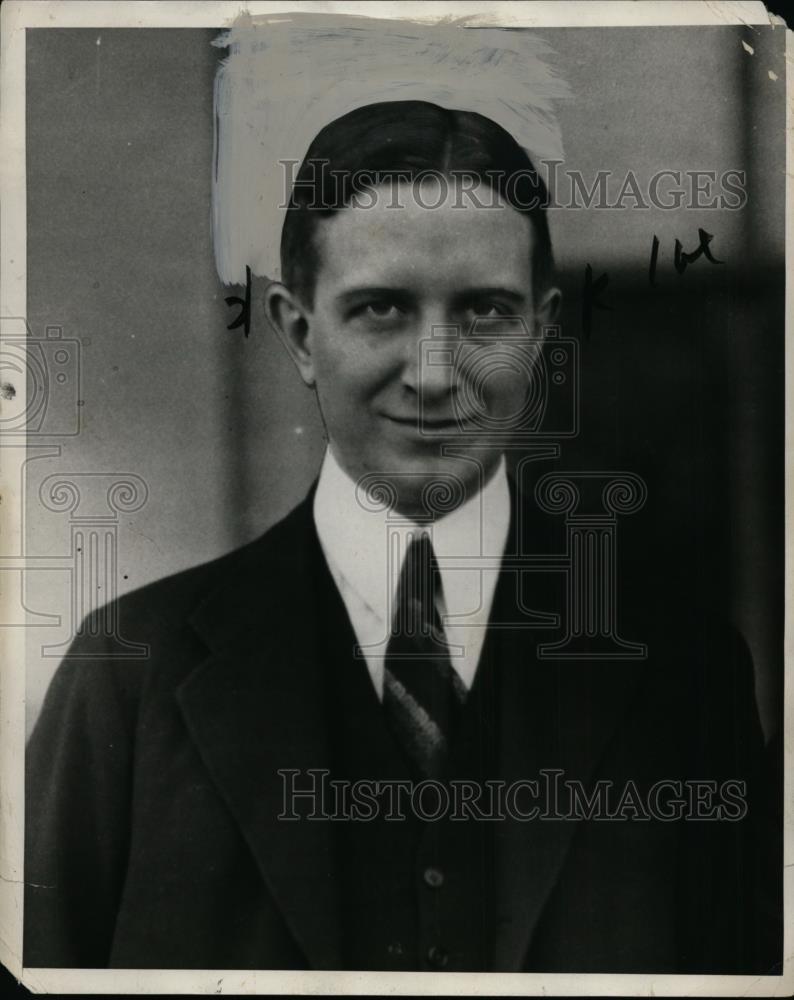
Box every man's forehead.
[313,180,535,293]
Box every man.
[25,102,777,972]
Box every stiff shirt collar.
[313,446,510,697]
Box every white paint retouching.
[211,12,571,285]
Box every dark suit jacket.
[24,485,779,972]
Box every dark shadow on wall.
[530,264,784,746]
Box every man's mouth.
[384,414,476,432]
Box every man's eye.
[353,301,404,323]
[467,302,506,319]
[367,302,400,318]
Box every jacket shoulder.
[37,493,317,714]
[86,494,314,648]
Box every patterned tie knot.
[389,531,446,651]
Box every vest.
[316,542,502,972]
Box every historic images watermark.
[278,160,748,212]
[278,768,748,823]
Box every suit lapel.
[490,483,645,970]
[176,493,343,970]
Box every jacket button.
[423,866,444,888]
[426,945,449,968]
[387,941,403,956]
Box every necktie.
[383,531,467,779]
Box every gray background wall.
[24,25,785,737]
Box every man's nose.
[401,321,458,403]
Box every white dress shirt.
[313,447,511,700]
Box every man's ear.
[534,286,562,331]
[264,282,316,387]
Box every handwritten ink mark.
[674,228,723,276]
[648,235,660,286]
[225,265,252,337]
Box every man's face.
[286,178,558,516]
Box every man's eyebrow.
[334,286,415,307]
[454,286,528,304]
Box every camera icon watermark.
[0,317,82,437]
[418,318,578,443]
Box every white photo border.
[0,1,789,995]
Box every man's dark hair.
[280,100,555,307]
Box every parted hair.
[280,100,555,306]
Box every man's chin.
[364,452,497,519]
